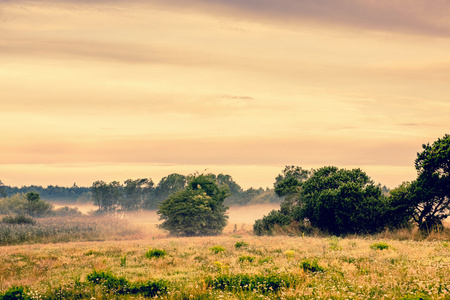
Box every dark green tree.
[0,180,7,198]
[153,174,186,204]
[294,167,388,235]
[157,174,229,236]
[24,192,53,217]
[91,181,121,212]
[411,134,450,231]
[255,166,390,236]
[121,178,154,211]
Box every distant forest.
[0,173,279,208]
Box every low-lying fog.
[52,202,280,236]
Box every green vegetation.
[157,174,229,236]
[1,215,36,225]
[210,245,226,254]
[299,258,324,272]
[234,241,248,248]
[370,242,390,250]
[2,234,450,299]
[145,248,167,259]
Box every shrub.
[253,210,292,235]
[258,257,273,265]
[145,248,166,259]
[299,258,324,272]
[130,279,169,297]
[1,215,35,225]
[234,241,248,248]
[86,270,129,293]
[238,255,255,263]
[206,273,296,293]
[0,286,29,300]
[210,245,225,254]
[370,242,389,250]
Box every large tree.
[255,166,390,236]
[411,134,450,231]
[157,174,229,236]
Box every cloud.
[0,135,422,167]
[33,0,449,37]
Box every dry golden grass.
[1,205,450,299]
[1,233,450,299]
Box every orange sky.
[1,0,450,189]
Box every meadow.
[1,205,450,299]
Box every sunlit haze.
[2,0,450,189]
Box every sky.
[1,0,450,189]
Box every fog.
[52,202,280,236]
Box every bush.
[206,273,296,293]
[0,286,29,300]
[1,215,35,225]
[130,279,169,297]
[234,241,248,248]
[210,245,226,254]
[253,210,292,235]
[370,242,389,250]
[238,255,255,263]
[86,270,129,293]
[145,248,166,259]
[299,258,324,272]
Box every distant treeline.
[0,174,279,209]
[91,173,279,212]
[0,184,91,202]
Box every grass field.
[1,206,450,299]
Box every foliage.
[206,273,296,293]
[85,269,168,297]
[0,183,91,202]
[253,210,292,235]
[91,180,121,212]
[145,248,167,259]
[238,255,255,263]
[0,193,53,217]
[86,269,129,293]
[0,286,29,300]
[209,245,226,254]
[1,215,35,225]
[256,166,391,236]
[157,174,229,236]
[121,178,154,211]
[51,206,82,217]
[370,242,390,250]
[299,258,324,272]
[234,241,248,248]
[412,134,450,231]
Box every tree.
[157,174,229,236]
[0,180,6,198]
[410,134,450,231]
[24,192,53,217]
[121,178,153,211]
[91,181,121,212]
[255,166,390,236]
[153,174,186,204]
[294,167,388,235]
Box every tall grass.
[0,216,141,246]
[2,235,450,299]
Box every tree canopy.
[255,166,392,236]
[157,174,229,236]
